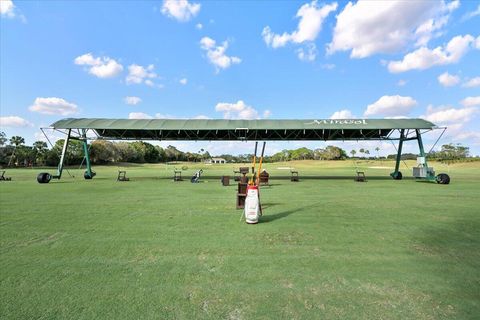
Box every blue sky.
[1,0,479,156]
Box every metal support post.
[416,129,427,164]
[55,129,71,179]
[416,129,434,180]
[82,129,93,178]
[391,129,405,179]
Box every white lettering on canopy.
[304,119,368,125]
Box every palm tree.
[365,150,370,159]
[7,136,25,166]
[375,146,380,158]
[33,141,47,152]
[350,149,356,158]
[33,141,48,165]
[10,136,25,146]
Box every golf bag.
[191,169,203,183]
[244,185,260,224]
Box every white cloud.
[161,0,200,22]
[387,34,477,73]
[195,23,203,30]
[364,95,418,117]
[124,96,142,105]
[179,78,188,85]
[460,96,480,107]
[194,114,210,119]
[128,112,153,119]
[29,97,78,115]
[461,4,480,21]
[215,100,268,120]
[328,0,459,58]
[422,104,478,124]
[0,0,15,17]
[330,109,355,119]
[200,37,241,71]
[397,79,407,86]
[463,77,480,88]
[0,116,34,128]
[296,43,317,62]
[454,131,480,146]
[74,53,123,78]
[262,1,337,49]
[321,63,335,70]
[437,72,460,87]
[126,64,157,85]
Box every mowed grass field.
[1,160,479,319]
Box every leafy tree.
[130,142,147,162]
[116,142,136,162]
[14,145,35,166]
[290,147,313,160]
[0,132,7,146]
[155,146,167,162]
[0,146,14,166]
[375,146,380,158]
[433,143,470,162]
[165,145,183,161]
[90,140,119,164]
[51,139,84,165]
[143,142,160,162]
[350,149,356,158]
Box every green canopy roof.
[50,118,436,141]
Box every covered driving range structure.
[37,118,448,184]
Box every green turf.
[1,160,479,319]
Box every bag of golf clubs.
[191,169,203,183]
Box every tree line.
[0,131,474,167]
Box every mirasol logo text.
[305,119,368,125]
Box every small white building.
[206,157,226,164]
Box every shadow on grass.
[260,203,319,223]
[260,208,299,223]
[414,217,480,317]
[261,202,281,210]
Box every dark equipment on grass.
[354,171,367,182]
[290,170,299,182]
[37,172,52,184]
[221,175,230,186]
[191,169,203,183]
[84,170,96,179]
[0,171,12,181]
[392,171,403,180]
[259,170,269,186]
[436,173,450,184]
[173,169,182,181]
[117,171,129,181]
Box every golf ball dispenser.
[390,129,450,184]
